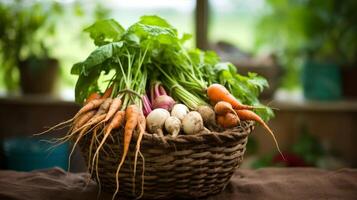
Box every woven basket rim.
[134,120,254,147]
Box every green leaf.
[214,62,236,73]
[75,70,100,103]
[247,72,269,93]
[84,19,125,46]
[71,42,123,75]
[180,33,192,44]
[70,62,83,75]
[139,15,173,28]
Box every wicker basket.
[79,121,254,199]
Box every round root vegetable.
[171,104,189,121]
[236,109,285,160]
[146,108,170,136]
[152,95,175,111]
[207,84,254,110]
[164,116,181,137]
[182,111,204,135]
[196,105,217,127]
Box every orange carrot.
[74,110,96,130]
[133,112,146,194]
[236,109,284,159]
[34,98,105,136]
[69,113,106,138]
[207,84,254,110]
[66,98,111,141]
[113,105,139,199]
[35,93,106,137]
[216,115,225,127]
[214,101,238,115]
[74,98,105,119]
[102,85,114,99]
[68,124,91,171]
[85,92,101,104]
[217,112,240,128]
[103,97,122,122]
[92,110,125,170]
[96,98,113,115]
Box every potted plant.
[0,0,63,94]
[256,0,357,100]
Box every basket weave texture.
[79,121,254,199]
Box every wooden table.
[0,167,356,200]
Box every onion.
[152,95,175,111]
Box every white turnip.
[182,111,204,135]
[164,116,181,137]
[171,104,189,121]
[146,108,170,136]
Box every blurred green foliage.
[0,0,64,90]
[292,126,326,165]
[0,0,112,92]
[256,0,357,89]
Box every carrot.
[67,125,91,171]
[87,126,99,174]
[34,98,104,136]
[85,92,101,104]
[102,85,114,99]
[217,112,240,128]
[113,105,139,200]
[60,98,111,153]
[74,110,96,130]
[207,84,254,110]
[133,112,146,196]
[34,96,105,137]
[216,115,225,127]
[236,109,284,159]
[103,97,122,122]
[52,110,97,144]
[214,101,238,116]
[96,98,113,115]
[91,110,125,175]
[74,98,106,119]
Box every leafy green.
[71,42,123,75]
[84,19,125,46]
[71,15,273,120]
[75,70,100,103]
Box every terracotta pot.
[19,58,59,94]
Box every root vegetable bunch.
[35,15,282,200]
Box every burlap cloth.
[0,167,356,200]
